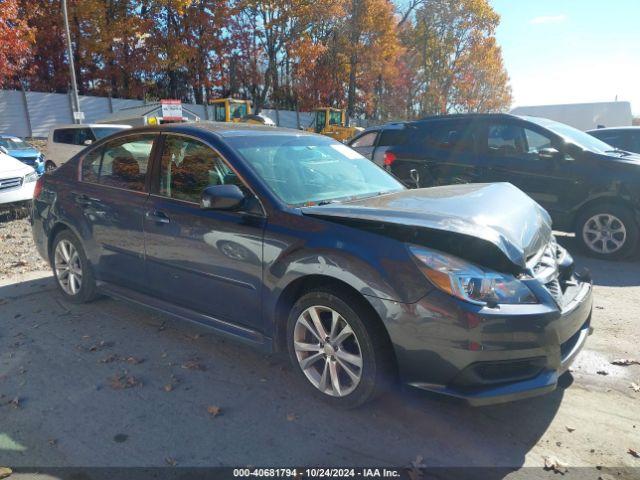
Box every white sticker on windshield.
[330,143,363,159]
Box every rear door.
[143,134,265,331]
[349,131,379,160]
[390,119,481,187]
[76,133,158,291]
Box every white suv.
[46,124,131,170]
[0,151,39,207]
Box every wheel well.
[573,197,638,231]
[47,223,70,258]
[273,275,397,372]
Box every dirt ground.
[0,217,639,478]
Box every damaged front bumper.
[370,272,593,406]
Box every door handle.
[145,210,170,224]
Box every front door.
[479,120,575,218]
[144,134,265,331]
[75,133,157,291]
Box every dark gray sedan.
[31,122,592,407]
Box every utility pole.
[62,0,82,124]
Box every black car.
[31,123,592,407]
[385,113,640,259]
[587,126,640,155]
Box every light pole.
[62,0,81,124]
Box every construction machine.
[210,98,274,125]
[307,107,362,142]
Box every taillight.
[383,151,397,167]
[33,176,44,199]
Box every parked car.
[31,123,592,408]
[347,123,407,166]
[0,151,39,208]
[587,126,640,155]
[46,124,131,170]
[0,135,45,175]
[384,113,640,259]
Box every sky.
[489,0,640,114]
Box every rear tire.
[51,230,98,303]
[286,288,394,408]
[575,203,638,260]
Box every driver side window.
[487,123,553,160]
[158,136,243,203]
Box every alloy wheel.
[293,305,363,397]
[582,213,627,255]
[54,239,83,295]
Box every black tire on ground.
[286,288,395,408]
[575,203,639,260]
[45,161,56,172]
[51,229,98,303]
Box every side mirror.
[538,147,561,160]
[0,146,8,154]
[84,139,93,146]
[200,184,247,211]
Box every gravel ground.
[0,220,638,478]
[0,217,48,279]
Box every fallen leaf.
[165,457,178,466]
[10,397,21,409]
[0,299,8,306]
[0,467,12,479]
[182,359,206,371]
[108,371,141,390]
[48,438,57,447]
[126,356,144,365]
[596,370,609,376]
[631,383,640,393]
[99,354,119,364]
[629,448,639,458]
[286,413,296,421]
[543,455,568,474]
[163,383,174,392]
[565,426,576,433]
[207,405,221,417]
[612,359,640,366]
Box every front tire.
[45,160,56,172]
[51,230,98,303]
[575,203,639,260]
[286,289,393,408]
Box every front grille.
[0,177,23,191]
[527,240,565,306]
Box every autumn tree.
[405,0,512,115]
[0,0,34,87]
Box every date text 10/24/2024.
[233,468,402,478]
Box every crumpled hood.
[0,152,33,176]
[301,183,552,271]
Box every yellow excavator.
[210,98,274,125]
[307,107,362,142]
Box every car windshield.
[524,117,615,153]
[227,134,404,206]
[91,127,129,140]
[0,137,32,150]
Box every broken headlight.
[409,246,538,306]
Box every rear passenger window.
[421,122,476,152]
[81,134,155,192]
[351,132,377,148]
[378,129,406,147]
[157,136,243,203]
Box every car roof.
[118,121,324,139]
[586,126,640,133]
[410,112,519,125]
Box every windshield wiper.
[606,149,632,157]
